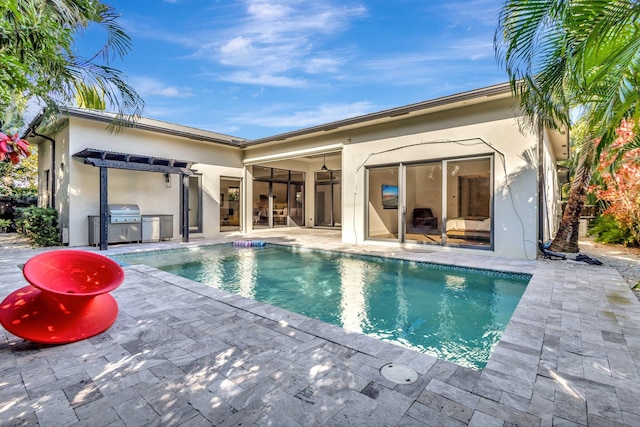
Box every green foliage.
[0,145,37,197]
[15,207,60,247]
[0,218,10,232]
[495,0,640,252]
[75,82,106,110]
[589,214,637,246]
[495,0,640,148]
[0,0,143,127]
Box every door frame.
[314,170,341,228]
[366,155,494,249]
[220,176,242,232]
[180,174,203,233]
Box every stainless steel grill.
[109,204,141,223]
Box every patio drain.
[380,363,418,384]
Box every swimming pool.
[114,244,529,369]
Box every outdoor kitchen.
[88,204,173,246]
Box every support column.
[182,173,189,242]
[99,167,108,250]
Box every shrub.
[589,214,636,246]
[15,207,60,247]
[0,218,10,232]
[590,120,640,246]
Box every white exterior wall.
[338,98,539,259]
[242,97,542,259]
[542,129,562,242]
[35,131,54,209]
[65,117,244,246]
[35,125,70,242]
[41,89,558,259]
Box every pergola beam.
[72,148,196,249]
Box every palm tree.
[554,124,599,252]
[75,83,106,110]
[495,0,640,252]
[1,0,143,129]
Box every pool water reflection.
[114,244,529,369]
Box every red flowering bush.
[590,120,640,245]
[0,132,30,164]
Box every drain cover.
[380,363,419,384]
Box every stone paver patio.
[1,229,639,426]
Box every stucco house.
[23,82,568,259]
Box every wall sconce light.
[164,173,171,188]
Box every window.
[366,156,493,249]
[252,166,305,228]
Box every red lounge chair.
[0,250,124,344]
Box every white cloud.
[201,1,366,85]
[246,1,291,21]
[305,56,342,74]
[436,0,501,28]
[449,38,494,61]
[125,1,366,88]
[355,35,495,86]
[132,77,194,98]
[232,101,376,128]
[219,36,253,62]
[217,71,307,87]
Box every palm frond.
[67,58,144,128]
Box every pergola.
[73,148,195,250]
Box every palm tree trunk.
[549,138,597,253]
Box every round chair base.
[0,285,119,344]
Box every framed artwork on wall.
[382,185,398,209]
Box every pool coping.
[1,231,639,425]
[113,241,532,370]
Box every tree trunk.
[549,138,597,253]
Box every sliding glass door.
[253,181,270,228]
[272,182,288,227]
[367,167,399,240]
[367,156,492,249]
[252,166,305,228]
[444,158,492,247]
[315,171,341,227]
[220,177,241,232]
[405,162,443,245]
[289,183,304,226]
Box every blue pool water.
[114,244,529,369]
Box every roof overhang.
[547,127,570,161]
[22,107,246,148]
[244,83,515,147]
[73,148,195,175]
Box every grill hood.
[109,204,141,223]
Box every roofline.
[23,107,247,147]
[67,108,247,147]
[244,82,514,146]
[22,83,567,155]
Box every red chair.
[0,250,124,344]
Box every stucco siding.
[66,117,244,246]
[542,128,562,242]
[339,98,538,259]
[31,85,560,259]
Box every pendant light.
[321,153,328,171]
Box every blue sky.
[79,0,507,140]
